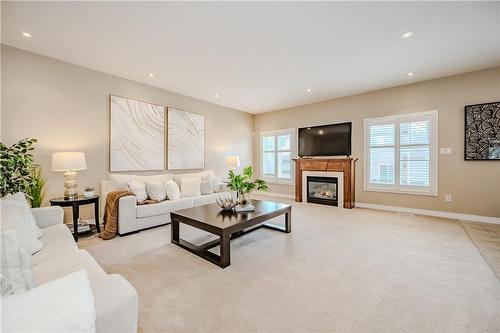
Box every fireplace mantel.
[293,158,358,208]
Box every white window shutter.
[365,111,438,196]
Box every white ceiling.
[2,2,500,114]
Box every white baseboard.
[355,202,500,225]
[256,192,295,200]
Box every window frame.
[260,128,296,185]
[364,111,438,196]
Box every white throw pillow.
[180,177,201,197]
[200,180,214,195]
[164,180,181,200]
[2,192,43,238]
[211,175,222,193]
[2,270,96,333]
[110,173,174,190]
[146,182,167,201]
[19,247,35,289]
[127,180,148,202]
[173,171,208,187]
[0,230,28,294]
[1,201,43,255]
[1,274,15,296]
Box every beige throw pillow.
[127,180,148,202]
[164,180,181,200]
[200,180,214,195]
[1,202,43,255]
[146,182,167,201]
[180,178,201,197]
[2,192,43,238]
[0,230,33,294]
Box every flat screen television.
[298,122,352,157]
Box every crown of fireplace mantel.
[293,158,358,208]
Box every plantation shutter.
[365,111,437,195]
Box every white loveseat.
[30,206,138,332]
[101,170,231,235]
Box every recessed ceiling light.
[215,94,219,98]
[21,32,32,38]
[407,72,414,77]
[306,88,312,93]
[148,73,154,77]
[401,31,413,39]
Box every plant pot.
[84,191,94,198]
[238,192,250,206]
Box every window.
[364,111,438,195]
[260,129,295,184]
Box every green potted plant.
[84,186,95,198]
[227,166,268,211]
[27,166,47,208]
[0,138,39,201]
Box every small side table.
[50,195,100,242]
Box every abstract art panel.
[465,101,500,160]
[110,95,165,171]
[168,108,205,170]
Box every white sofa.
[30,206,138,332]
[101,170,232,235]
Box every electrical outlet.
[445,194,452,202]
[440,147,452,155]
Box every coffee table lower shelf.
[170,200,291,268]
[171,223,289,268]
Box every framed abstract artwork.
[168,108,205,170]
[464,101,500,160]
[110,95,166,171]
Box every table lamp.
[225,156,240,170]
[52,152,87,199]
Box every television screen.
[298,122,352,156]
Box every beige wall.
[2,45,499,219]
[254,67,500,218]
[1,45,254,220]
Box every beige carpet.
[460,221,500,280]
[79,198,500,333]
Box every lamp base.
[64,170,78,199]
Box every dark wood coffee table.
[170,199,291,268]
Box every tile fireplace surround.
[293,158,358,208]
[303,171,344,207]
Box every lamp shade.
[225,156,240,168]
[52,152,87,171]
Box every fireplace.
[294,158,357,208]
[306,176,338,206]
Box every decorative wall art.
[110,95,166,171]
[168,108,205,169]
[464,101,500,160]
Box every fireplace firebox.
[306,176,338,206]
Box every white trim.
[260,128,296,184]
[364,110,438,196]
[355,202,500,225]
[255,191,295,200]
[265,180,296,185]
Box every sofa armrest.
[31,206,64,229]
[92,274,138,333]
[2,270,96,333]
[117,196,137,235]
